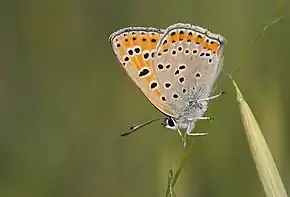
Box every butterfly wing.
[153,23,226,115]
[109,27,177,117]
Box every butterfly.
[109,23,226,138]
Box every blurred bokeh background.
[1,0,290,196]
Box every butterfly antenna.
[121,117,166,136]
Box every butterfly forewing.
[153,23,226,115]
[109,27,176,117]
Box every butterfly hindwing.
[153,23,226,115]
[109,27,176,117]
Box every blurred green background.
[1,0,290,196]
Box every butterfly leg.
[186,121,209,136]
[177,128,187,147]
[197,92,225,104]
[186,132,208,136]
[177,128,183,138]
[188,117,214,121]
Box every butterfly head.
[163,116,195,131]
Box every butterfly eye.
[168,118,175,127]
[164,117,177,130]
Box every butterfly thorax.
[174,99,208,129]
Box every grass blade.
[230,77,288,197]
